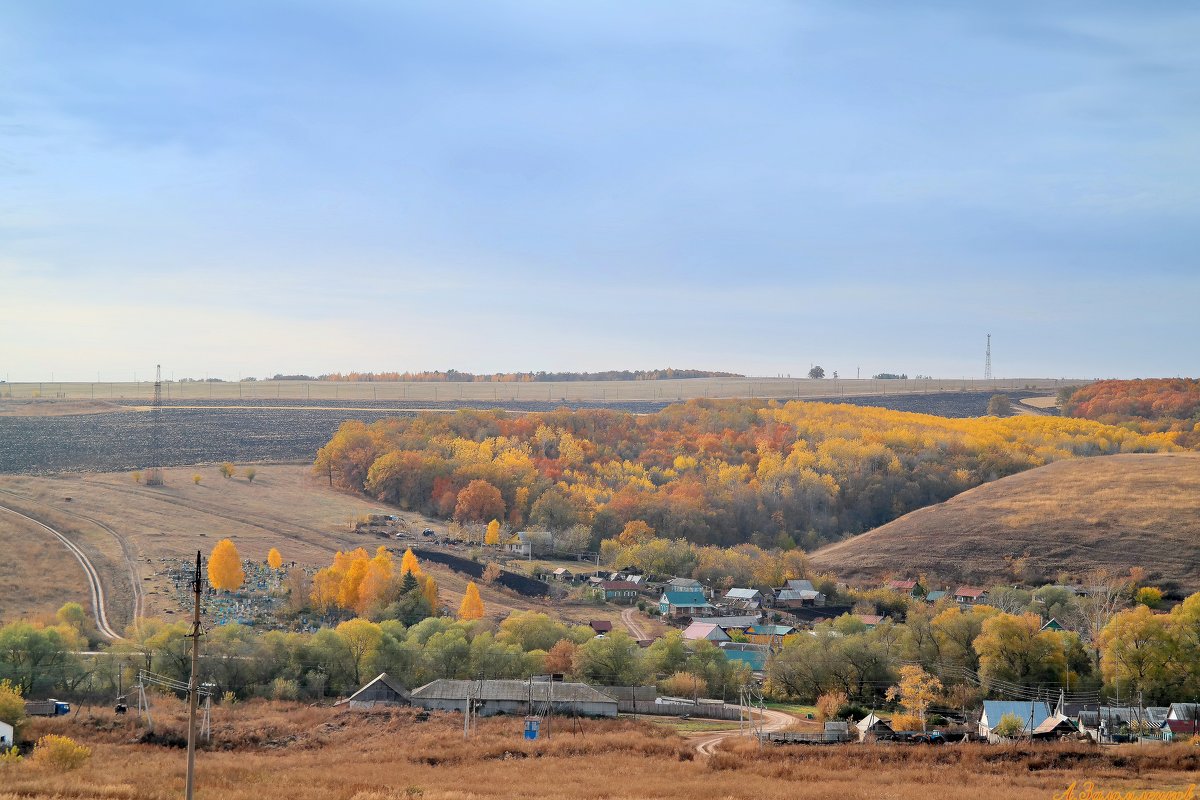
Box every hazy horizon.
[3,2,1198,382]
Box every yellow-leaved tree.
[208,539,244,591]
[267,548,283,570]
[458,581,485,621]
[885,664,943,731]
[422,575,440,611]
[400,548,422,577]
[485,519,501,546]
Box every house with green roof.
[659,589,713,618]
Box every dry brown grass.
[3,700,1196,800]
[0,465,633,630]
[810,453,1200,590]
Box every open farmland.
[0,464,632,632]
[809,452,1200,592]
[0,376,1069,403]
[0,389,1060,475]
[6,700,1198,800]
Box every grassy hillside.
[809,453,1200,591]
[0,465,631,630]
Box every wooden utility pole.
[185,551,203,800]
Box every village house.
[745,624,793,649]
[718,641,769,674]
[681,622,731,643]
[925,589,948,603]
[505,531,532,557]
[690,614,760,633]
[855,613,885,629]
[0,720,12,748]
[335,673,411,709]
[723,587,763,609]
[953,586,989,605]
[978,700,1053,741]
[589,620,613,636]
[1162,703,1200,740]
[595,580,639,604]
[551,567,574,582]
[659,588,713,618]
[886,579,926,598]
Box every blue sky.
[2,1,1197,381]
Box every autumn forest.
[314,399,1181,553]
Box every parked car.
[422,528,435,537]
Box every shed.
[775,588,825,609]
[856,713,893,740]
[1040,618,1064,632]
[925,590,947,603]
[336,672,411,709]
[589,620,613,635]
[0,720,12,748]
[411,679,618,718]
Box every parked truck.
[24,699,71,717]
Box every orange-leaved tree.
[453,479,505,523]
[208,539,244,591]
[267,548,283,570]
[458,581,485,621]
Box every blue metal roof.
[721,649,767,671]
[662,590,708,605]
[982,701,1052,732]
[747,624,794,636]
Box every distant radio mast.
[145,364,164,486]
[984,334,992,381]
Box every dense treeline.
[0,609,745,703]
[6,589,1199,712]
[1064,379,1200,442]
[314,369,742,383]
[314,400,1177,551]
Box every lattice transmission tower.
[145,364,164,486]
[984,334,992,381]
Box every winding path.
[0,502,124,640]
[691,707,797,756]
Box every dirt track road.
[691,707,797,756]
[0,502,124,640]
[621,607,649,639]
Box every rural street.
[691,707,797,756]
[0,501,124,640]
[621,607,649,639]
